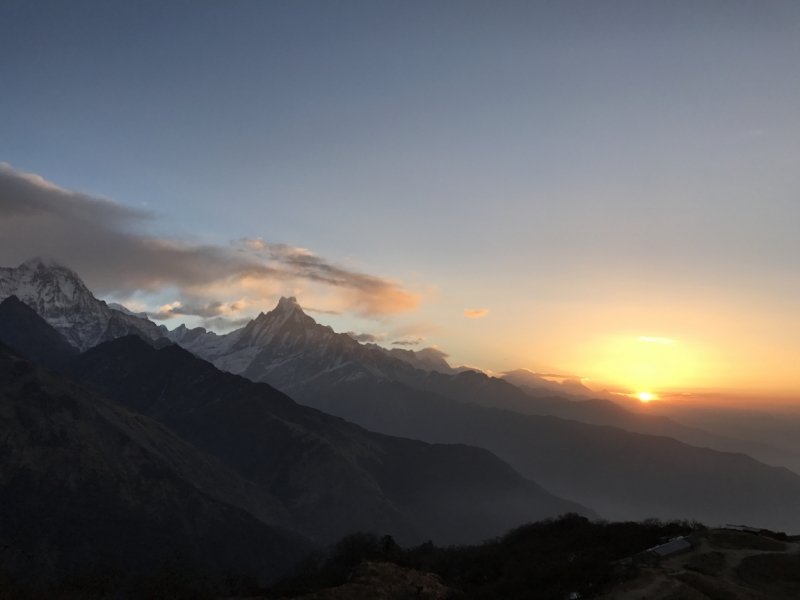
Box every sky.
[1,1,799,400]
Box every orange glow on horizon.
[574,334,707,395]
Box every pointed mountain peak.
[21,256,60,271]
[21,257,46,269]
[276,296,301,312]
[18,257,82,280]
[250,298,308,328]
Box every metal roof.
[650,537,692,557]
[724,524,761,533]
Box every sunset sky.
[2,1,799,399]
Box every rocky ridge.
[0,259,162,351]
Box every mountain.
[169,297,800,474]
[108,301,149,319]
[13,265,800,531]
[0,343,313,583]
[1,283,591,546]
[0,258,163,351]
[501,368,604,398]
[165,297,553,409]
[164,296,408,390]
[6,263,791,475]
[301,377,800,533]
[365,344,472,374]
[66,335,593,545]
[0,295,78,370]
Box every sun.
[637,392,654,402]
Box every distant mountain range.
[66,333,588,545]
[306,378,800,531]
[3,257,800,577]
[162,289,800,476]
[0,288,592,561]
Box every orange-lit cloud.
[0,163,420,322]
[304,306,343,315]
[150,299,248,320]
[240,239,420,317]
[464,308,489,318]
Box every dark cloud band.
[0,163,419,317]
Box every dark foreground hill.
[65,335,593,545]
[0,344,313,587]
[0,295,79,370]
[304,378,800,532]
[266,514,701,600]
[266,518,800,600]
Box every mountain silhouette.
[303,377,800,532]
[0,342,312,583]
[66,335,593,545]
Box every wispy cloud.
[346,331,387,343]
[201,316,253,331]
[240,239,419,316]
[464,308,489,318]
[392,337,425,346]
[421,345,449,358]
[304,306,343,315]
[0,163,420,320]
[149,299,247,320]
[639,336,676,344]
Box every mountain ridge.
[166,294,800,473]
[66,334,594,545]
[0,259,163,351]
[0,342,313,583]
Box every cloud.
[304,306,343,315]
[240,239,419,316]
[346,331,387,343]
[392,337,425,346]
[638,336,676,344]
[201,316,253,331]
[0,163,420,319]
[464,308,489,318]
[149,299,247,320]
[418,345,449,358]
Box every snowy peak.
[0,259,163,351]
[1,258,97,319]
[275,296,301,314]
[239,296,336,348]
[368,345,458,374]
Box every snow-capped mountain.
[0,259,533,410]
[364,344,475,374]
[167,296,429,394]
[0,259,163,351]
[169,297,582,417]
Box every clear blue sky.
[2,1,799,396]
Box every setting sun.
[637,392,654,402]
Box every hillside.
[305,377,800,532]
[0,343,312,585]
[66,335,593,545]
